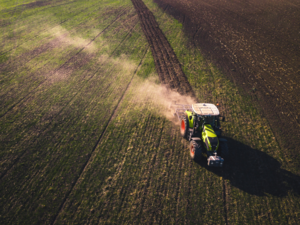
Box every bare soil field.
[153,0,300,166]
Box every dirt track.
[153,0,300,162]
[131,0,195,98]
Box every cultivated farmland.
[1,0,299,224]
[153,0,300,167]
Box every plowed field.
[131,0,194,97]
[154,0,300,166]
[1,0,300,224]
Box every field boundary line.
[50,46,150,225]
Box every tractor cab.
[170,102,228,167]
[192,103,221,128]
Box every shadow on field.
[196,137,300,197]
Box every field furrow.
[131,0,194,98]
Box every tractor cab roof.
[192,103,219,116]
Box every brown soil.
[153,0,300,164]
[25,0,52,9]
[131,0,196,98]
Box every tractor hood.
[202,124,219,151]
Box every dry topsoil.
[153,0,300,166]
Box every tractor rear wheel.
[219,141,229,158]
[180,115,189,139]
[190,140,202,161]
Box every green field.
[1,0,299,224]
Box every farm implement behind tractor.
[170,102,228,167]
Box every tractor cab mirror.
[189,116,192,120]
[222,116,225,122]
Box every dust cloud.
[98,53,136,74]
[40,24,195,124]
[133,77,196,124]
[42,25,97,52]
[40,25,103,84]
[96,54,195,125]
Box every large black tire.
[219,141,229,158]
[190,140,202,161]
[180,115,189,139]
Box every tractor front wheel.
[190,140,202,161]
[180,115,189,139]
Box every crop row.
[143,0,300,223]
[0,1,133,115]
[0,0,150,223]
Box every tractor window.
[204,116,214,125]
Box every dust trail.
[133,76,197,124]
[98,53,136,72]
[41,25,97,53]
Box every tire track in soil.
[131,0,195,98]
[50,46,150,225]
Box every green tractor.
[170,103,228,167]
